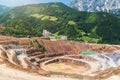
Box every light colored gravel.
[105,75,120,80]
[0,64,78,80]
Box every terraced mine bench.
[1,35,120,78]
[0,45,37,69]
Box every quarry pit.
[1,35,120,80]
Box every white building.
[42,29,67,41]
[60,36,68,41]
[42,29,51,38]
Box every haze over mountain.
[0,0,72,7]
[0,2,120,44]
[0,5,10,14]
[70,0,120,15]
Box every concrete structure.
[42,29,67,41]
[60,36,67,41]
[0,24,4,32]
[49,36,57,41]
[42,29,51,38]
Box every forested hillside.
[0,2,120,44]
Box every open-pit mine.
[1,35,120,80]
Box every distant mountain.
[0,2,74,23]
[70,0,120,15]
[0,2,120,44]
[0,5,10,14]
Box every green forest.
[0,2,120,44]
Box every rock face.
[41,40,120,54]
[70,0,120,15]
[0,45,8,59]
[7,49,20,65]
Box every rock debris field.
[1,35,120,80]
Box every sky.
[0,0,72,7]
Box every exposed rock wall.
[0,35,120,55]
[41,40,120,54]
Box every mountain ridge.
[70,0,120,15]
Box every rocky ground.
[0,63,79,80]
[1,35,120,80]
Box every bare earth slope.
[1,35,120,80]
